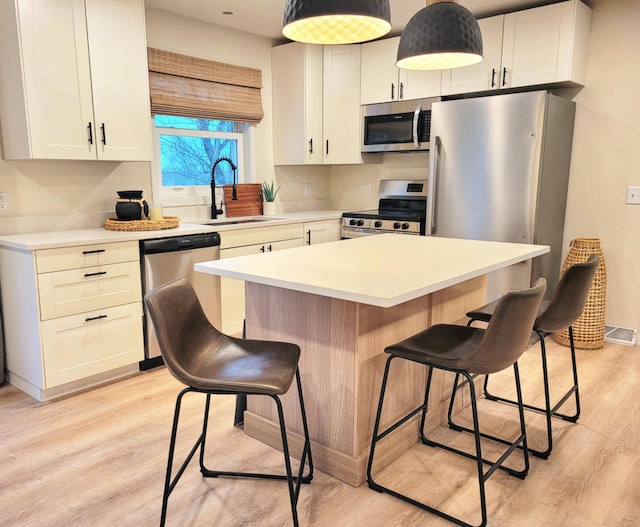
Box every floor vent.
[604,325,637,347]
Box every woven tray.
[104,216,180,231]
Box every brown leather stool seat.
[367,278,546,527]
[145,278,313,527]
[465,255,599,458]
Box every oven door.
[342,227,421,238]
[341,227,382,239]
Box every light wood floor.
[1,339,638,526]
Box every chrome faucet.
[210,157,238,219]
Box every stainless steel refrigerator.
[427,91,576,301]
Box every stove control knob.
[349,219,357,226]
[401,223,410,230]
[357,219,365,227]
[374,220,382,228]
[393,222,401,229]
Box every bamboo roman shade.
[147,48,264,123]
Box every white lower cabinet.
[304,219,342,245]
[0,240,143,401]
[41,303,143,388]
[219,224,304,335]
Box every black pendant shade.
[397,2,483,70]
[282,0,391,45]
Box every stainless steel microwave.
[361,97,440,153]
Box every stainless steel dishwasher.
[140,232,221,370]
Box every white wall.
[562,0,640,331]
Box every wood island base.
[243,276,487,487]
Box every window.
[152,115,252,207]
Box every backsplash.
[0,158,152,234]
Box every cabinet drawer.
[220,224,303,249]
[38,261,142,320]
[41,302,143,388]
[36,241,139,273]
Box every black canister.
[115,190,149,220]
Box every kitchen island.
[196,234,549,486]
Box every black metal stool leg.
[367,357,429,487]
[564,326,581,421]
[481,326,581,459]
[161,388,207,527]
[293,368,314,484]
[162,383,312,527]
[368,359,529,527]
[445,372,528,478]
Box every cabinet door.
[305,220,342,245]
[400,69,442,101]
[272,43,323,165]
[323,45,363,165]
[360,38,400,104]
[361,37,441,103]
[220,237,303,335]
[85,0,152,161]
[441,16,505,95]
[502,1,576,88]
[41,302,143,388]
[0,0,95,159]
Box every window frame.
[150,117,255,208]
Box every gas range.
[341,180,427,238]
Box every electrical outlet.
[304,183,311,196]
[626,186,640,204]
[0,192,7,212]
[364,184,372,197]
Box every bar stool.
[465,255,599,458]
[145,278,313,527]
[367,278,546,527]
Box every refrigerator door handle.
[428,135,442,234]
[413,102,421,149]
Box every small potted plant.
[261,180,280,216]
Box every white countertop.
[0,210,343,251]
[195,234,550,308]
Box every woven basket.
[552,238,607,349]
[104,216,180,232]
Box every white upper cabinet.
[272,42,363,165]
[272,43,323,165]
[361,37,441,105]
[442,0,592,95]
[0,0,152,161]
[441,16,505,95]
[322,45,363,164]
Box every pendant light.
[397,0,483,71]
[282,0,391,45]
